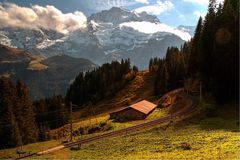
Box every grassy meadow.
[0,99,238,160]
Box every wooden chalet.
[110,100,157,122]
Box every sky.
[0,0,224,28]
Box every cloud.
[183,0,224,6]
[0,3,87,34]
[179,14,185,18]
[193,10,206,18]
[119,21,191,41]
[85,0,137,11]
[134,0,174,15]
[135,0,149,4]
[183,0,208,5]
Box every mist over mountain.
[0,6,193,69]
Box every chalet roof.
[111,100,157,115]
[130,100,157,115]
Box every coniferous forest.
[65,59,138,106]
[150,0,239,103]
[0,0,238,151]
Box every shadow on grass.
[173,101,239,132]
[199,116,239,132]
[198,101,239,132]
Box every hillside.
[0,88,238,159]
[0,45,97,99]
[0,44,34,62]
[74,71,160,119]
[67,105,239,160]
[0,71,238,159]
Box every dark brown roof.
[130,100,157,114]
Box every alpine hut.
[110,100,157,122]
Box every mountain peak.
[88,7,159,25]
[109,6,129,12]
[176,25,196,37]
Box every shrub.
[179,142,191,150]
[74,120,112,135]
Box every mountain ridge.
[0,7,192,69]
[0,45,97,99]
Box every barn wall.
[110,108,146,122]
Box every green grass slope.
[0,100,238,159]
[55,102,239,160]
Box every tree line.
[65,59,138,107]
[150,0,239,103]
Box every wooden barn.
[110,100,157,122]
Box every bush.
[74,120,112,135]
[179,142,191,150]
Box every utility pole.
[200,81,202,104]
[70,102,73,142]
[90,102,97,124]
[62,121,64,139]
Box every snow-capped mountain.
[176,25,196,37]
[88,7,160,25]
[0,7,193,69]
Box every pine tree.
[0,78,22,148]
[16,80,38,144]
[199,0,217,91]
[149,58,153,72]
[158,63,169,94]
[211,0,239,102]
[188,17,202,76]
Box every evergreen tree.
[210,0,239,102]
[199,0,217,91]
[154,62,169,95]
[15,80,39,144]
[188,17,203,76]
[149,58,153,72]
[0,78,22,149]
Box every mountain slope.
[177,25,196,37]
[0,7,191,69]
[0,44,34,62]
[0,45,97,99]
[75,71,158,118]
